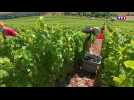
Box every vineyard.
[0,16,134,87]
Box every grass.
[1,16,104,27]
[1,15,134,33]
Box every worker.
[81,26,105,73]
[91,26,104,56]
[82,26,101,53]
[0,21,17,39]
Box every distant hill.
[0,12,40,16]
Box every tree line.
[64,12,117,17]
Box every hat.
[82,26,93,34]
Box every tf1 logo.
[117,16,127,21]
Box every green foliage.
[0,18,84,87]
[0,16,134,87]
[124,60,134,70]
[101,21,134,87]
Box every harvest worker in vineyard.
[67,26,105,87]
[0,21,17,39]
[81,26,104,73]
[82,26,104,55]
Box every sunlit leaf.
[0,70,9,79]
[124,60,134,70]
